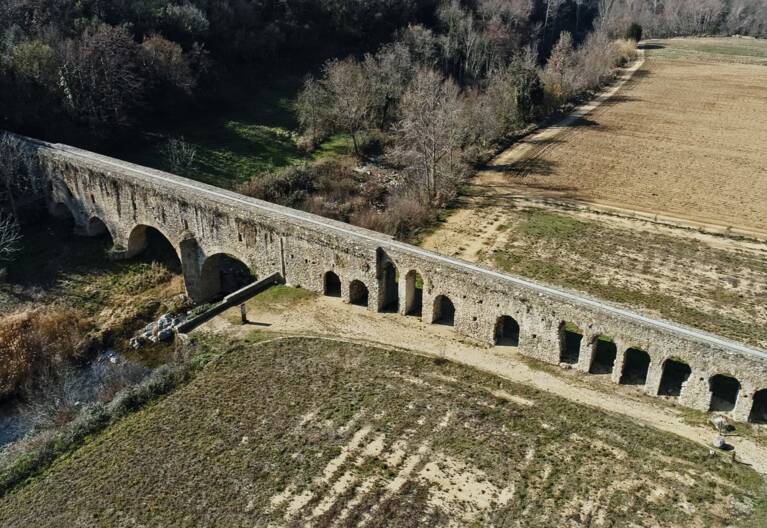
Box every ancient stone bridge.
[21,135,767,423]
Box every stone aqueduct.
[22,135,767,423]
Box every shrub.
[0,307,91,398]
[612,39,638,66]
[626,23,643,43]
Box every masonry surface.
[23,134,767,423]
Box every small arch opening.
[324,271,342,298]
[349,280,369,307]
[559,322,583,364]
[619,348,651,385]
[589,336,616,374]
[657,359,691,397]
[200,253,255,302]
[709,374,740,412]
[495,315,520,347]
[380,261,399,312]
[749,389,767,424]
[405,270,424,316]
[432,295,455,326]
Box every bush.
[626,23,643,43]
[612,39,638,66]
[353,193,437,239]
[0,307,91,398]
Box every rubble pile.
[129,313,186,349]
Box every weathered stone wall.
[25,135,767,423]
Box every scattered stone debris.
[710,414,733,434]
[712,435,726,450]
[129,312,186,349]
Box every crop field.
[446,37,767,235]
[0,335,764,527]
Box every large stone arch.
[559,322,583,365]
[589,335,617,375]
[349,279,369,307]
[198,252,256,302]
[125,224,182,267]
[324,271,342,297]
[51,201,76,222]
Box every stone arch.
[432,295,455,326]
[199,253,255,302]
[559,322,583,364]
[657,358,692,397]
[349,280,369,307]
[404,270,424,316]
[709,374,740,412]
[748,389,767,424]
[126,224,181,271]
[495,315,520,346]
[589,335,617,374]
[619,348,651,385]
[324,271,342,297]
[86,216,111,237]
[51,201,75,222]
[380,260,399,312]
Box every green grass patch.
[648,38,767,65]
[519,211,583,240]
[109,78,352,188]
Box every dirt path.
[200,293,767,475]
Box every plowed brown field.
[469,37,767,233]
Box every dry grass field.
[473,37,767,234]
[422,38,767,349]
[0,334,764,527]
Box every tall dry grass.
[0,307,91,398]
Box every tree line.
[599,0,767,38]
[234,1,638,237]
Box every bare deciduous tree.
[0,214,21,263]
[320,58,376,157]
[393,69,464,204]
[296,77,332,146]
[0,132,38,218]
[162,137,197,173]
[59,24,145,134]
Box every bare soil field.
[422,38,767,348]
[1,331,764,527]
[456,37,767,234]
